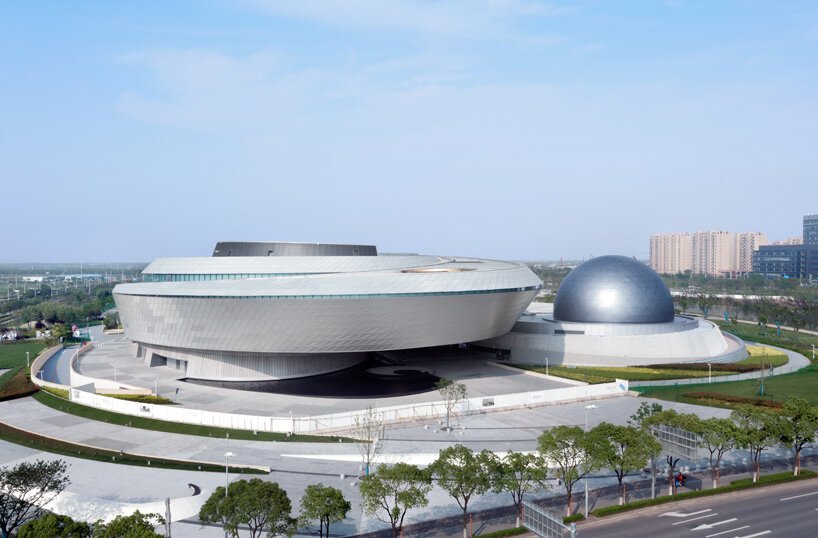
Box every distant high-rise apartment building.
[692,231,736,276]
[804,214,818,246]
[650,230,768,276]
[734,231,769,273]
[649,233,693,274]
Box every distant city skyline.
[2,2,817,263]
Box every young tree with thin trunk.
[429,445,494,538]
[490,451,549,527]
[359,463,432,537]
[779,397,818,476]
[588,423,661,505]
[537,426,595,517]
[696,417,738,488]
[299,484,350,538]
[437,379,467,431]
[352,406,386,477]
[731,404,783,483]
[0,459,70,538]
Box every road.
[580,478,818,538]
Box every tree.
[537,426,595,516]
[695,418,738,488]
[0,459,70,538]
[490,451,548,527]
[102,313,120,330]
[627,401,663,428]
[429,445,494,538]
[299,484,350,538]
[51,323,72,341]
[731,404,783,483]
[588,423,660,505]
[437,378,467,431]
[351,407,386,476]
[359,463,432,537]
[91,511,163,538]
[779,397,818,476]
[696,294,716,319]
[199,479,294,538]
[18,513,90,538]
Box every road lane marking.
[734,532,770,538]
[692,518,737,531]
[660,509,712,518]
[705,526,749,538]
[672,513,718,525]
[780,491,818,501]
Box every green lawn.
[0,340,47,369]
[637,364,818,407]
[720,322,818,360]
[32,391,351,443]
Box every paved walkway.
[0,394,732,536]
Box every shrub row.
[592,470,817,518]
[646,363,765,373]
[101,394,174,405]
[475,526,528,538]
[563,513,585,524]
[684,392,783,408]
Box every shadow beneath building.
[181,358,442,399]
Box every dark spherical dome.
[553,255,674,323]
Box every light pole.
[545,356,549,376]
[584,403,597,518]
[26,352,30,369]
[708,363,712,384]
[154,378,158,396]
[224,447,234,538]
[813,345,816,362]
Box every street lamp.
[812,345,816,362]
[26,352,30,369]
[225,451,234,495]
[545,356,549,376]
[708,363,712,384]
[584,403,597,518]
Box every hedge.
[684,392,783,408]
[563,514,585,524]
[474,526,528,538]
[592,470,817,517]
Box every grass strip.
[591,470,817,518]
[474,526,528,538]
[0,420,267,474]
[32,391,352,443]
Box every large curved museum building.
[113,242,542,380]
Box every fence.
[68,379,630,435]
[522,502,576,538]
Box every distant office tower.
[805,214,818,246]
[772,236,802,245]
[753,214,817,280]
[692,231,735,276]
[734,232,769,273]
[649,233,693,274]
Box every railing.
[68,379,630,434]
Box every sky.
[1,1,817,263]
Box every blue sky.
[2,1,817,262]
